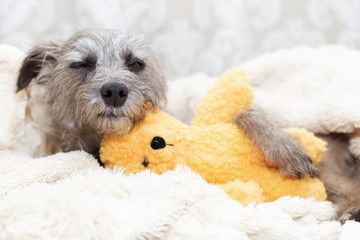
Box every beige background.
[1,0,359,79]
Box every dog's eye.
[69,60,96,70]
[127,60,144,72]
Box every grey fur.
[18,29,166,154]
[233,107,315,178]
[316,134,360,223]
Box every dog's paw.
[265,134,315,178]
[350,209,360,222]
[278,149,315,178]
[338,208,360,224]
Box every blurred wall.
[1,0,359,79]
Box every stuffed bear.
[100,68,327,205]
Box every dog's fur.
[17,29,314,179]
[315,134,360,222]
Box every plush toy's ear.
[192,68,254,126]
[17,42,61,92]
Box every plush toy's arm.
[192,68,254,126]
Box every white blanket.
[0,150,343,239]
[0,44,358,239]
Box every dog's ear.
[17,42,61,92]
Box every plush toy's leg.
[218,180,266,205]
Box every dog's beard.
[95,114,134,134]
[75,90,147,134]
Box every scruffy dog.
[17,29,166,156]
[16,29,314,178]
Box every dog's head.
[17,29,166,134]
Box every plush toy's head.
[100,110,188,174]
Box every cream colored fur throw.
[0,150,342,239]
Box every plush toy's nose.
[142,158,150,167]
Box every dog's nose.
[100,83,129,107]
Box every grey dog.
[16,29,314,178]
[17,29,166,157]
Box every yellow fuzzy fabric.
[100,68,327,204]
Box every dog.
[16,29,314,179]
[17,29,166,157]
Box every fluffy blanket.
[0,150,343,240]
[0,44,358,239]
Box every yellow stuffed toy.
[100,68,327,205]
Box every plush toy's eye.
[151,136,166,150]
